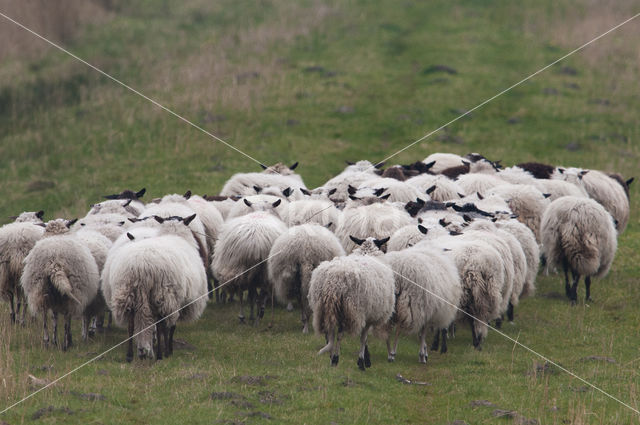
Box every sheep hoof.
[126,355,133,363]
[430,343,439,352]
[331,355,339,366]
[440,346,447,354]
[419,355,427,364]
[387,353,395,362]
[586,297,594,303]
[364,346,371,368]
[357,357,365,371]
[258,308,265,319]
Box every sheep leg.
[357,325,370,371]
[95,313,105,333]
[449,322,456,339]
[563,259,571,298]
[52,312,59,347]
[585,276,593,302]
[18,293,27,326]
[301,296,309,334]
[430,328,440,352]
[238,289,246,324]
[248,287,257,322]
[507,302,514,322]
[108,311,113,329]
[570,271,580,306]
[163,324,171,357]
[63,314,72,351]
[391,326,399,361]
[9,293,16,324]
[126,314,134,362]
[326,331,337,366]
[418,326,428,364]
[167,325,175,356]
[439,328,447,353]
[155,321,164,361]
[89,316,97,337]
[470,318,478,348]
[43,310,49,347]
[81,315,89,342]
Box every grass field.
[0,0,639,423]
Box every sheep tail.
[314,291,343,355]
[51,269,81,304]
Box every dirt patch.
[258,390,289,405]
[470,400,496,408]
[173,339,197,351]
[230,375,277,386]
[526,362,556,376]
[27,180,55,192]
[581,355,616,364]
[31,406,75,420]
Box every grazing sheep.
[21,219,99,350]
[102,216,208,360]
[0,211,45,323]
[417,236,504,349]
[211,212,288,323]
[553,168,630,233]
[308,237,394,370]
[277,199,341,231]
[336,202,412,253]
[268,224,345,333]
[383,246,461,363]
[487,184,551,242]
[540,196,617,304]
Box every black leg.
[163,322,170,357]
[43,310,49,347]
[570,271,580,306]
[9,293,15,324]
[52,312,59,348]
[585,276,592,302]
[331,354,339,366]
[156,322,164,360]
[168,325,175,356]
[430,328,440,351]
[364,345,371,368]
[563,259,571,298]
[126,314,134,362]
[507,302,514,322]
[470,319,479,348]
[495,315,503,329]
[440,328,448,354]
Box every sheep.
[540,196,617,304]
[336,202,412,253]
[268,224,345,333]
[553,168,630,233]
[356,177,424,203]
[387,224,431,252]
[416,236,504,349]
[322,160,382,203]
[423,153,466,174]
[0,211,45,324]
[76,213,129,242]
[532,178,588,202]
[211,212,288,323]
[486,183,551,242]
[220,163,306,198]
[494,218,539,299]
[608,173,633,200]
[277,199,341,231]
[227,195,284,219]
[203,195,240,220]
[101,188,147,216]
[101,215,208,360]
[463,153,502,174]
[21,219,99,350]
[308,236,394,370]
[516,162,556,179]
[405,174,463,202]
[497,166,538,185]
[455,173,506,196]
[382,246,461,363]
[88,199,141,218]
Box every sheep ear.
[349,235,365,245]
[328,188,337,196]
[379,193,391,200]
[463,214,473,222]
[282,187,292,197]
[136,188,146,199]
[373,188,386,197]
[426,185,436,195]
[439,218,449,227]
[445,202,456,208]
[324,222,333,229]
[374,162,385,169]
[449,231,463,236]
[626,177,634,187]
[542,193,551,199]
[122,199,132,207]
[457,193,465,198]
[183,214,197,226]
[347,185,357,195]
[260,163,268,170]
[345,160,355,166]
[374,237,390,248]
[417,217,423,224]
[443,248,452,252]
[253,185,262,193]
[491,217,498,222]
[579,170,589,179]
[289,161,299,170]
[451,204,463,212]
[118,221,125,226]
[154,216,164,224]
[300,188,311,196]
[66,218,78,228]
[244,199,253,207]
[418,225,428,234]
[558,168,565,174]
[183,190,192,199]
[424,160,436,169]
[36,210,45,219]
[510,214,519,219]
[476,192,484,200]
[349,195,360,201]
[127,232,135,241]
[272,199,282,208]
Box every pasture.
[0,0,639,423]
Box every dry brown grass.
[0,0,109,61]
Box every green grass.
[0,0,639,423]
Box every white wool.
[423,153,466,174]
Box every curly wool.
[220,172,306,198]
[541,196,617,278]
[487,183,550,242]
[0,220,45,303]
[495,219,539,298]
[405,174,463,202]
[277,199,341,231]
[456,173,506,196]
[357,177,424,203]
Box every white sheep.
[277,199,341,231]
[540,196,617,304]
[227,195,284,219]
[405,174,463,202]
[308,236,394,370]
[456,173,506,196]
[268,224,345,333]
[220,163,306,198]
[322,160,381,203]
[0,211,45,324]
[101,215,208,360]
[494,218,539,299]
[336,202,412,253]
[211,211,288,323]
[101,188,147,216]
[382,246,461,363]
[423,153,465,174]
[76,213,129,242]
[356,177,424,203]
[21,219,99,350]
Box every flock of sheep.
[0,152,632,369]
